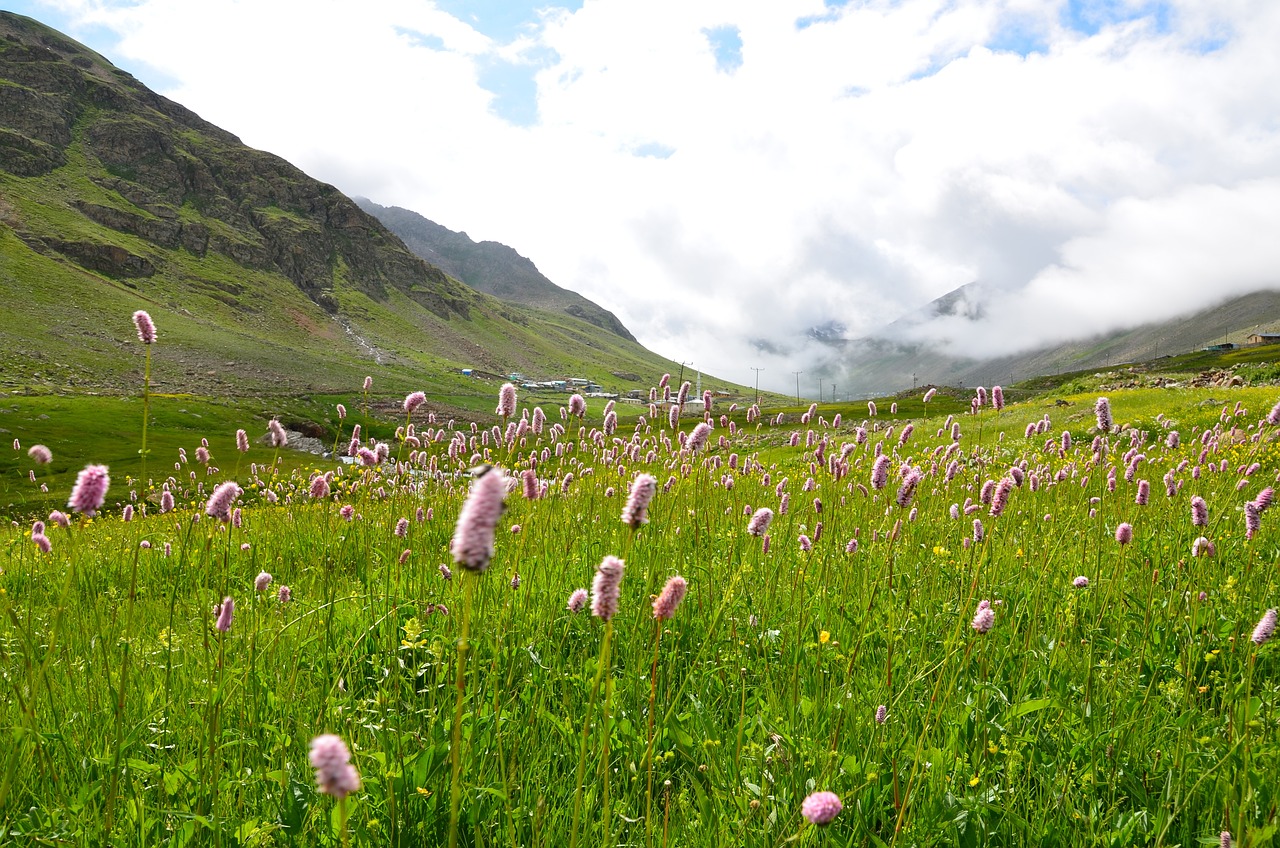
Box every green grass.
[2,377,1279,846]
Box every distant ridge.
[357,199,637,342]
[826,285,1280,396]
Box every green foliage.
[2,379,1279,845]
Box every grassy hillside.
[0,11,752,405]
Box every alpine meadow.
[2,7,1280,848]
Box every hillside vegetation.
[0,12,733,404]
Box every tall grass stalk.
[448,571,477,848]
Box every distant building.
[1202,343,1236,352]
[1247,334,1280,346]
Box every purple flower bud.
[215,596,234,632]
[132,310,157,344]
[1095,397,1112,432]
[309,734,361,800]
[971,599,995,634]
[450,468,508,572]
[69,464,110,516]
[591,555,625,621]
[652,575,688,620]
[747,507,774,537]
[1251,608,1277,646]
[205,481,241,522]
[801,791,842,826]
[622,473,657,528]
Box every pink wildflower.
[747,507,774,537]
[268,419,288,448]
[591,555,625,621]
[971,599,994,634]
[132,310,157,344]
[450,466,508,572]
[621,473,657,528]
[801,791,842,826]
[1095,397,1112,432]
[1115,522,1133,545]
[68,464,110,516]
[278,584,292,603]
[567,588,588,612]
[310,475,330,499]
[496,383,517,417]
[990,477,1014,517]
[254,571,273,592]
[687,422,712,452]
[309,734,361,800]
[1251,608,1277,646]
[1191,495,1208,526]
[205,481,241,522]
[1245,502,1261,539]
[27,444,51,465]
[652,575,688,620]
[215,596,234,632]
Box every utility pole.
[818,379,823,403]
[677,361,692,389]
[792,371,803,405]
[832,384,836,403]
[750,367,764,405]
[912,373,917,389]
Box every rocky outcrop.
[0,11,472,318]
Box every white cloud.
[30,0,1280,394]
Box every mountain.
[824,283,1280,396]
[355,199,637,342]
[0,12,706,401]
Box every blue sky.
[5,0,1279,394]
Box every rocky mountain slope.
[0,11,693,400]
[356,198,636,342]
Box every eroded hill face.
[0,12,684,398]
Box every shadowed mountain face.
[356,198,637,342]
[0,11,682,398]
